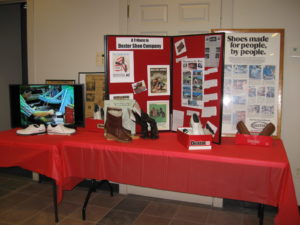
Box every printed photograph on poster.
[212,29,284,137]
[109,51,134,83]
[205,35,222,67]
[109,93,134,100]
[147,100,170,131]
[174,39,187,56]
[181,58,204,109]
[132,80,147,94]
[263,65,275,80]
[147,65,170,96]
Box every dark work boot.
[131,111,149,139]
[141,112,159,139]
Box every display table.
[0,129,64,191]
[0,129,299,225]
[0,129,69,222]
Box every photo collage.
[181,58,204,109]
[223,63,277,131]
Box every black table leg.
[82,179,97,220]
[82,179,114,220]
[257,203,264,225]
[52,180,59,223]
[99,179,114,197]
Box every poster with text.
[109,51,134,83]
[213,29,284,137]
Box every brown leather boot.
[105,107,132,136]
[104,107,132,143]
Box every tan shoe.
[16,124,46,136]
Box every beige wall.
[27,0,126,83]
[27,0,300,204]
[228,0,300,205]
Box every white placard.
[203,93,218,102]
[171,110,184,131]
[202,106,217,118]
[203,79,218,89]
[204,68,218,75]
[116,37,163,50]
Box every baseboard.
[118,183,223,208]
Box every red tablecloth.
[0,129,68,201]
[0,129,299,225]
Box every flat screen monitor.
[9,84,84,128]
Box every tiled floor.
[0,172,277,225]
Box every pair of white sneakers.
[16,124,76,136]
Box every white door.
[122,0,223,207]
[127,0,222,35]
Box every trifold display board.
[105,33,225,143]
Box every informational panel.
[212,29,284,138]
[105,36,172,131]
[172,34,225,144]
[105,34,225,143]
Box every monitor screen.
[9,84,84,128]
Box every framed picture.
[212,29,284,138]
[147,65,170,96]
[147,100,170,131]
[78,72,105,118]
[46,80,75,85]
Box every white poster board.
[212,29,284,137]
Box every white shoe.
[16,124,46,136]
[47,124,76,135]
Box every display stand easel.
[105,33,225,143]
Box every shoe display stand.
[105,33,225,143]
